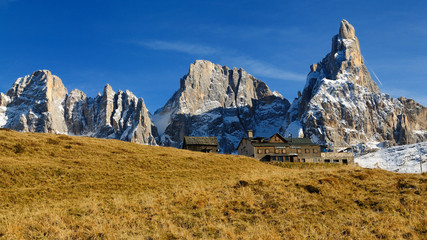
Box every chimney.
[247,130,253,139]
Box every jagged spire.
[339,19,355,39]
[311,19,381,93]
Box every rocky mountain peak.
[282,20,426,150]
[1,70,68,133]
[0,70,159,145]
[154,60,290,152]
[6,70,68,100]
[311,19,380,93]
[175,60,271,115]
[103,84,114,94]
[339,19,355,39]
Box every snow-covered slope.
[356,142,427,173]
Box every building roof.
[183,136,218,146]
[283,137,315,145]
[236,133,317,150]
[251,137,315,147]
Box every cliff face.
[153,60,290,153]
[281,20,426,150]
[65,85,159,145]
[1,70,68,133]
[0,70,159,145]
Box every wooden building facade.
[182,136,219,153]
[237,133,354,164]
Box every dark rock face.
[281,20,426,150]
[153,60,290,153]
[0,70,159,145]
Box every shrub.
[234,180,249,188]
[47,138,60,145]
[302,184,321,194]
[13,143,25,154]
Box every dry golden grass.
[0,129,426,239]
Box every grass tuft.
[13,143,25,154]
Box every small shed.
[182,136,219,153]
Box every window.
[314,149,318,153]
[275,149,280,154]
[333,159,340,163]
[297,149,302,154]
[271,156,276,161]
[278,156,283,162]
[302,158,306,162]
[282,149,286,154]
[257,149,262,154]
[265,149,269,154]
[324,159,331,163]
[305,149,310,153]
[342,159,348,165]
[285,156,289,161]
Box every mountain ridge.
[0,20,425,153]
[0,70,159,145]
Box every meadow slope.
[0,129,426,239]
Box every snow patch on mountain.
[0,106,7,127]
[283,121,303,138]
[356,141,427,173]
[151,112,171,137]
[272,91,283,98]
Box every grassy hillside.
[0,129,426,239]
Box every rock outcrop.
[153,60,290,153]
[0,70,159,144]
[281,20,426,151]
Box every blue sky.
[0,0,426,111]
